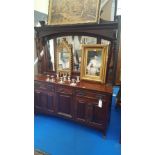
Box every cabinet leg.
[102,133,106,139]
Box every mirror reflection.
[46,36,110,74]
[56,36,98,72]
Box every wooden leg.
[102,132,106,139]
[102,134,106,139]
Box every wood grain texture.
[34,75,112,135]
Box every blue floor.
[34,87,121,155]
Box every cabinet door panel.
[57,93,73,118]
[47,93,55,113]
[75,98,87,123]
[91,105,105,124]
[88,100,105,126]
[34,90,41,108]
[40,91,48,109]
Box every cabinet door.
[40,91,48,109]
[57,93,73,118]
[75,97,88,123]
[47,92,55,113]
[88,100,105,126]
[34,90,41,109]
[34,90,55,113]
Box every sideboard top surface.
[34,75,113,94]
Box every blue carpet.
[34,88,121,155]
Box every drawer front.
[76,96,96,104]
[75,90,110,102]
[56,85,73,95]
[34,81,55,92]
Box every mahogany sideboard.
[34,75,112,136]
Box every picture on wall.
[80,44,109,83]
[48,0,100,25]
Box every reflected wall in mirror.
[46,39,55,72]
[56,38,72,75]
[49,39,55,71]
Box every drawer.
[56,85,73,95]
[75,90,110,102]
[76,96,106,107]
[76,96,97,104]
[34,81,55,92]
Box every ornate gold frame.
[56,39,72,75]
[48,0,100,25]
[80,44,109,83]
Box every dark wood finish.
[114,0,118,19]
[35,22,118,41]
[34,75,112,135]
[34,18,121,136]
[56,85,73,119]
[34,81,55,113]
[115,40,121,85]
[113,15,121,84]
[34,19,120,84]
[75,96,88,123]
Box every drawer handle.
[96,94,105,99]
[40,86,46,89]
[77,92,85,96]
[47,85,53,89]
[78,99,85,104]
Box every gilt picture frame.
[48,0,100,25]
[80,44,109,83]
[56,39,72,76]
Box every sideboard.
[34,75,112,136]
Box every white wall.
[34,0,49,14]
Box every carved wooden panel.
[47,92,55,113]
[34,90,41,108]
[75,97,87,123]
[34,77,113,135]
[90,104,105,125]
[40,91,48,109]
[57,93,73,118]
